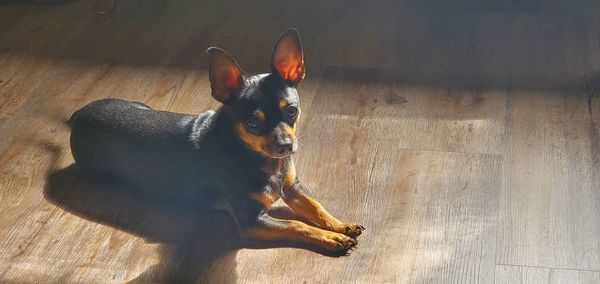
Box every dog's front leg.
[282,161,364,238]
[242,213,357,252]
[283,183,365,238]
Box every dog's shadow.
[44,164,241,282]
[43,148,343,282]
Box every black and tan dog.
[69,28,364,252]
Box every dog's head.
[207,28,305,159]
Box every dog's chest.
[260,160,288,200]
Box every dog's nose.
[276,139,294,155]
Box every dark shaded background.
[2,0,600,92]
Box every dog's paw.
[335,223,365,238]
[323,232,358,252]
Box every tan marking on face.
[236,122,270,157]
[279,99,288,110]
[280,122,296,139]
[256,110,265,122]
[293,108,301,130]
[284,159,297,189]
[251,192,277,208]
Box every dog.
[68,28,364,252]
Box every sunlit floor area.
[1,0,600,283]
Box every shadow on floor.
[41,144,347,282]
[44,163,240,282]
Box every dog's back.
[69,98,219,203]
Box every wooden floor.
[1,0,600,283]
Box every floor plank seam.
[496,263,600,273]
[492,168,501,283]
[584,75,600,169]
[494,84,514,273]
[385,146,502,157]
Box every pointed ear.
[207,47,245,104]
[271,28,305,84]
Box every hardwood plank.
[497,92,600,270]
[302,66,507,154]
[589,83,600,226]
[495,265,600,284]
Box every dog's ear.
[207,47,245,104]
[271,28,305,84]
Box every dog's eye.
[286,106,298,117]
[245,117,260,129]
